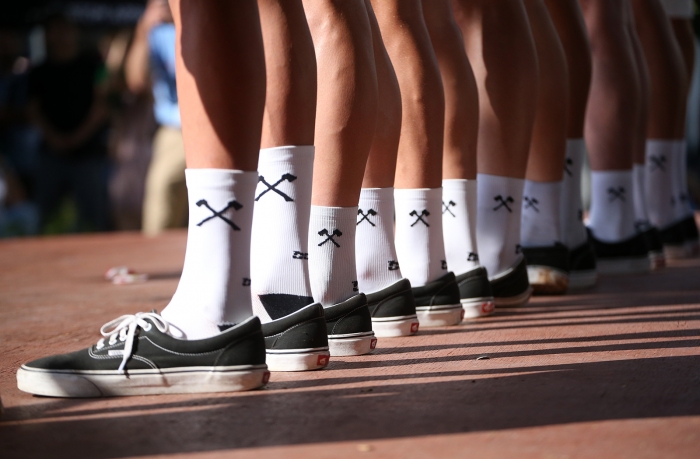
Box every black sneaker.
[366,279,420,337]
[490,257,533,307]
[324,293,377,356]
[411,272,463,326]
[641,226,666,269]
[568,239,598,289]
[588,229,651,274]
[454,267,495,319]
[681,215,700,257]
[262,303,330,372]
[522,243,570,295]
[17,312,269,398]
[659,220,689,260]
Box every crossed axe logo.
[493,195,514,212]
[524,196,539,212]
[318,228,342,247]
[649,155,666,172]
[292,251,308,260]
[442,200,456,217]
[410,209,430,227]
[388,260,400,271]
[255,173,297,202]
[468,252,479,262]
[564,157,574,177]
[196,199,242,230]
[357,208,377,226]
[607,187,626,203]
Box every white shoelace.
[95,312,170,373]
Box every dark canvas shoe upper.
[642,227,664,253]
[324,293,373,336]
[522,243,570,273]
[22,313,267,374]
[262,303,329,351]
[569,240,597,272]
[681,215,699,242]
[659,220,686,247]
[588,229,649,260]
[454,267,493,300]
[490,257,530,299]
[365,278,417,319]
[411,272,461,307]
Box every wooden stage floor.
[1,230,699,458]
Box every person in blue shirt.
[125,0,187,235]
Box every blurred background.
[1,0,700,238]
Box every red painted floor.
[1,230,699,458]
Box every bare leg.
[579,0,650,274]
[372,0,451,289]
[303,0,378,307]
[423,0,485,287]
[633,0,691,255]
[162,0,266,337]
[453,0,538,303]
[545,0,594,263]
[519,0,571,293]
[250,0,317,322]
[355,0,406,296]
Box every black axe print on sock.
[357,208,378,226]
[468,252,479,262]
[523,196,540,212]
[255,173,297,202]
[649,155,666,172]
[442,200,457,217]
[388,260,400,271]
[410,209,430,227]
[318,228,342,247]
[564,157,574,177]
[493,195,514,212]
[607,187,626,203]
[196,200,242,230]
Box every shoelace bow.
[95,312,170,373]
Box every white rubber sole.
[371,315,419,337]
[461,297,496,319]
[494,286,534,307]
[568,269,598,289]
[596,256,651,275]
[265,348,330,372]
[17,364,270,398]
[649,251,666,270]
[416,305,464,327]
[527,266,569,294]
[328,331,377,356]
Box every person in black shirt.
[28,14,110,232]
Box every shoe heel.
[416,305,464,327]
[328,333,377,356]
[371,317,419,337]
[265,350,330,372]
[461,298,495,319]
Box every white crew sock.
[250,146,314,322]
[633,163,651,229]
[672,140,693,219]
[560,139,589,249]
[588,169,636,242]
[308,206,358,306]
[476,174,525,279]
[442,179,480,275]
[355,188,403,294]
[394,188,448,286]
[162,169,257,339]
[521,180,562,247]
[645,140,677,228]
